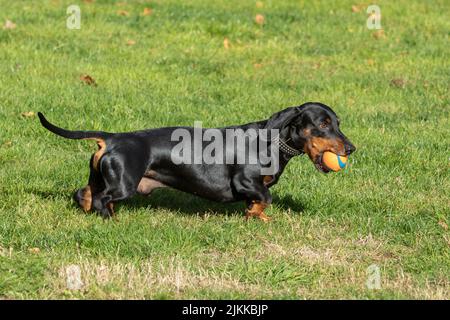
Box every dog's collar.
[272,136,304,157]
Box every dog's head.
[266,102,356,173]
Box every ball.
[322,151,348,172]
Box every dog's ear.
[265,107,302,130]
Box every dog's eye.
[319,122,328,129]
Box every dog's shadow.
[120,189,305,216]
[30,188,305,216]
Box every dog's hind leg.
[74,186,93,212]
[74,155,105,213]
[90,153,146,218]
[137,176,166,196]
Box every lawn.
[0,0,448,299]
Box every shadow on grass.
[120,189,305,216]
[29,187,305,216]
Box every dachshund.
[38,102,355,221]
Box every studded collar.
[272,136,304,157]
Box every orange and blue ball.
[322,151,348,172]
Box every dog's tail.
[38,112,111,170]
[38,112,112,141]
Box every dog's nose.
[345,143,356,155]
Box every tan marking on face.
[303,128,311,136]
[304,137,345,161]
[80,185,92,212]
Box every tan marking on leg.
[107,202,114,215]
[246,201,271,222]
[81,137,107,171]
[80,185,92,212]
[144,170,159,179]
[263,175,273,186]
[91,139,106,171]
[137,177,166,195]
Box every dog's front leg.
[233,172,273,222]
[245,200,271,222]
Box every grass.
[0,0,449,299]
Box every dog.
[38,102,355,221]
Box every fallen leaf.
[80,74,97,86]
[367,59,375,66]
[3,19,16,30]
[351,5,360,13]
[2,141,12,147]
[21,111,35,118]
[438,220,448,230]
[142,7,153,16]
[223,37,230,49]
[84,0,95,3]
[253,63,263,69]
[372,29,385,39]
[390,78,406,88]
[256,1,264,8]
[117,10,130,16]
[126,39,136,46]
[255,14,265,25]
[28,247,40,254]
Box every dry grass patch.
[52,258,267,299]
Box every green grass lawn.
[0,0,449,299]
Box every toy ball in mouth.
[322,151,348,172]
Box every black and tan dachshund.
[38,102,355,221]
